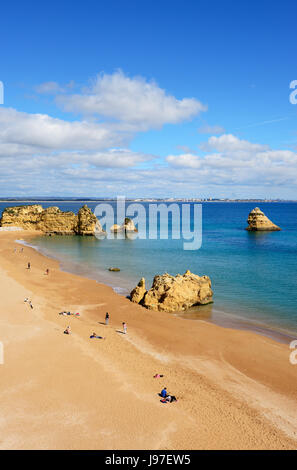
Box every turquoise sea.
[1,201,297,339]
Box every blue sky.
[0,0,297,198]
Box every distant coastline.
[0,198,296,203]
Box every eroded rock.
[246,207,281,231]
[130,270,213,312]
[0,204,103,236]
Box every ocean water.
[1,201,297,337]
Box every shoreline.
[17,235,297,346]
[0,230,297,449]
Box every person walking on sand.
[45,268,49,275]
[105,312,109,325]
[27,262,31,270]
[122,322,127,334]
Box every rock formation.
[77,205,103,236]
[110,217,138,233]
[0,204,104,236]
[130,270,213,312]
[123,217,138,232]
[110,224,122,233]
[246,207,281,231]
[130,277,147,304]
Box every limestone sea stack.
[130,270,213,313]
[0,204,104,236]
[246,207,281,231]
[110,217,138,233]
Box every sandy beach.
[0,230,296,450]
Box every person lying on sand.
[153,374,164,378]
[59,311,80,316]
[64,326,71,335]
[166,395,177,403]
[90,332,105,339]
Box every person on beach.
[29,301,33,309]
[153,374,164,378]
[166,395,177,403]
[64,326,71,335]
[161,387,167,398]
[45,268,49,275]
[105,312,109,325]
[90,332,105,339]
[27,262,31,270]
[122,322,127,334]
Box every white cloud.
[198,124,225,134]
[166,134,297,189]
[56,70,207,130]
[201,134,267,153]
[167,153,201,169]
[35,80,75,94]
[0,107,128,154]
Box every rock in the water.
[110,224,122,233]
[130,277,147,304]
[130,271,213,312]
[110,218,138,233]
[109,267,121,272]
[0,204,103,236]
[246,207,281,231]
[123,217,138,232]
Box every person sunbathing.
[166,395,177,403]
[90,332,105,339]
[64,326,71,335]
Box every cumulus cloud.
[166,134,297,189]
[0,107,128,154]
[0,107,155,190]
[1,70,296,199]
[167,153,202,169]
[200,134,267,153]
[56,70,207,130]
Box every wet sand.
[0,231,296,450]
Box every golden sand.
[0,231,296,450]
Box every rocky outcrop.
[0,205,44,230]
[123,217,138,232]
[77,205,103,236]
[130,277,147,304]
[110,224,122,233]
[38,207,77,234]
[0,204,103,236]
[130,270,213,312]
[110,218,138,233]
[246,207,281,231]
